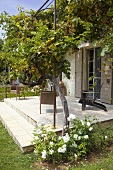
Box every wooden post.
[53,0,57,128]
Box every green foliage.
[0,86,41,101]
[0,86,4,101]
[91,121,113,150]
[0,0,113,88]
[0,38,3,50]
[32,115,113,164]
[0,1,92,83]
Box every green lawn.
[0,121,37,170]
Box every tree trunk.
[52,76,69,134]
[19,63,70,134]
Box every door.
[87,47,101,99]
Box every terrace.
[0,95,113,153]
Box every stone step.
[4,98,37,127]
[3,97,64,129]
[0,102,35,153]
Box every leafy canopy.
[0,0,113,83]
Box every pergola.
[34,0,57,128]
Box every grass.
[0,121,37,170]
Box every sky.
[0,0,53,38]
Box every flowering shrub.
[32,115,111,163]
[90,121,113,150]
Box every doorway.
[87,47,101,99]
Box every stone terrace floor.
[4,96,113,125]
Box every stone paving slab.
[4,96,65,128]
[0,102,34,153]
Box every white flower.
[58,147,66,153]
[58,144,67,153]
[34,136,39,140]
[49,149,54,155]
[84,135,89,139]
[34,149,38,153]
[58,147,62,153]
[89,127,93,131]
[32,141,36,145]
[74,134,78,139]
[58,136,62,140]
[41,134,47,137]
[37,123,41,128]
[67,0,71,3]
[46,128,50,132]
[87,122,91,127]
[63,148,66,153]
[42,150,46,159]
[50,141,54,146]
[72,143,77,148]
[78,136,81,140]
[74,153,78,160]
[105,136,108,139]
[81,120,85,126]
[44,136,48,141]
[67,114,76,121]
[79,131,82,134]
[62,144,66,149]
[36,129,42,134]
[63,133,70,143]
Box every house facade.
[62,43,113,105]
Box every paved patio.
[0,95,113,153]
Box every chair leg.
[81,92,86,111]
[23,91,25,99]
[40,103,41,114]
[16,93,18,100]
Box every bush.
[32,115,113,164]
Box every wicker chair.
[40,91,54,114]
[10,85,25,100]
